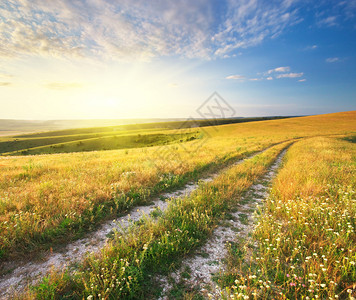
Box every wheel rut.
[157,148,288,299]
[0,146,281,299]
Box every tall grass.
[0,111,355,260]
[0,136,272,260]
[20,142,291,299]
[221,137,356,299]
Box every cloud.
[226,75,245,80]
[298,79,306,82]
[43,82,83,90]
[226,66,304,82]
[317,15,338,27]
[326,57,340,63]
[304,45,318,50]
[0,82,12,86]
[267,66,290,74]
[2,1,351,61]
[276,72,303,78]
[0,0,306,61]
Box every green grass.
[2,131,199,156]
[20,142,291,299]
[0,128,170,154]
[220,137,356,299]
[1,111,355,299]
[0,139,274,261]
[0,116,291,155]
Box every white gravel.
[0,146,281,299]
[158,148,287,299]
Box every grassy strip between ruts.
[220,137,356,299]
[19,141,292,299]
[1,140,288,262]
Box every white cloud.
[268,66,290,74]
[326,57,340,63]
[2,0,352,61]
[276,72,303,78]
[305,45,318,50]
[0,0,305,61]
[212,0,302,57]
[226,75,245,80]
[317,15,338,27]
[266,76,273,80]
[298,79,306,82]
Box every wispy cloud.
[264,66,304,80]
[2,1,353,61]
[227,66,304,82]
[43,82,83,90]
[276,72,303,78]
[0,0,306,61]
[267,66,290,74]
[326,57,340,63]
[226,75,245,80]
[0,82,12,86]
[304,45,318,50]
[298,79,306,82]
[317,15,338,27]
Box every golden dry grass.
[0,111,355,260]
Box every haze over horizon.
[0,0,355,120]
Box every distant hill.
[0,118,186,136]
[0,116,293,137]
[0,116,292,155]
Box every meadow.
[0,117,288,156]
[0,111,355,299]
[220,137,356,299]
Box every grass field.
[0,111,355,299]
[220,137,356,299]
[0,117,289,156]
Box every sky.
[0,0,355,120]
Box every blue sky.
[0,0,355,119]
